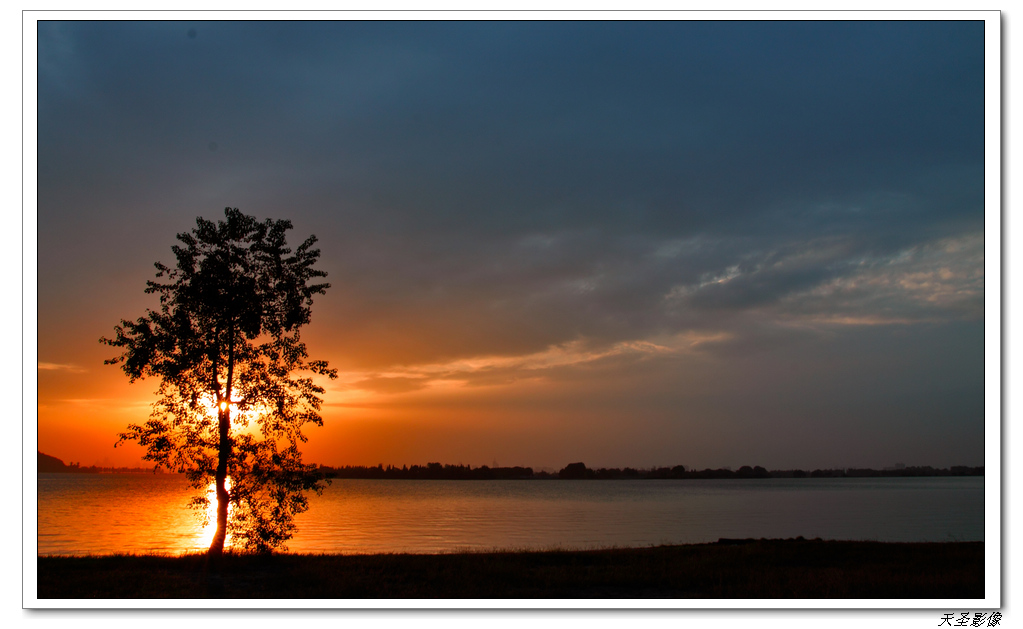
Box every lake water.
[36,474,984,556]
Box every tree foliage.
[101,208,337,554]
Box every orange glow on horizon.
[39,331,728,471]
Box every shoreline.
[37,538,984,599]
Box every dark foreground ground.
[37,538,983,599]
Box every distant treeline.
[37,451,163,474]
[772,466,985,479]
[318,462,537,480]
[317,461,984,481]
[38,450,983,479]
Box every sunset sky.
[35,19,989,471]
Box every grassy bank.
[37,538,983,599]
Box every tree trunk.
[208,321,236,558]
[208,404,231,558]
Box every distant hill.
[38,451,69,473]
[37,451,162,474]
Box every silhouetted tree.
[101,208,337,556]
[559,462,593,479]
